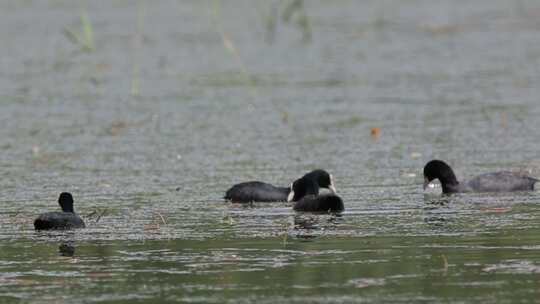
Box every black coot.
[288,176,344,213]
[423,159,538,194]
[225,169,336,203]
[34,192,85,230]
[224,181,289,203]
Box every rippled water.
[2,0,540,303]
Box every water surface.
[1,1,540,303]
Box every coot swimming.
[34,192,85,230]
[225,169,336,203]
[423,159,538,194]
[288,175,344,213]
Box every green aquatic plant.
[260,0,312,43]
[63,12,95,52]
[211,0,256,92]
[86,208,108,223]
[282,0,312,42]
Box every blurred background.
[1,1,540,303]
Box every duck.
[288,175,344,213]
[225,169,336,203]
[34,192,85,230]
[423,159,538,194]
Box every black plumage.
[34,192,85,230]
[225,169,336,203]
[289,175,344,213]
[423,160,538,194]
[225,181,290,203]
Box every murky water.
[2,0,540,302]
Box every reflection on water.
[1,0,540,303]
[59,243,76,257]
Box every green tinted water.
[2,0,540,303]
